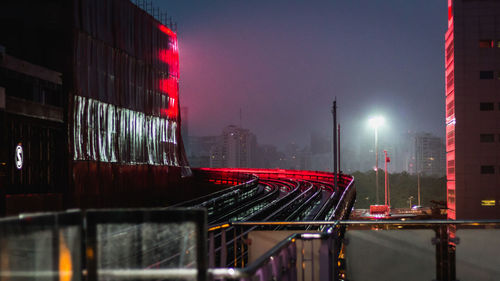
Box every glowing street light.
[368,116,385,129]
[369,116,385,204]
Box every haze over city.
[156,0,448,149]
[2,1,500,279]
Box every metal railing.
[2,210,500,281]
[0,208,207,281]
[206,220,500,281]
[205,174,356,269]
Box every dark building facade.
[0,0,191,214]
[446,0,500,219]
[0,49,66,214]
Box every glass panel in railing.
[89,209,205,281]
[344,229,435,281]
[0,212,82,281]
[0,225,54,281]
[97,222,198,270]
[456,229,500,280]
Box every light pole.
[369,116,384,205]
[417,171,421,206]
[384,150,390,207]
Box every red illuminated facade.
[446,0,500,219]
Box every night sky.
[154,0,448,149]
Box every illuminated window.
[481,200,496,206]
[446,101,455,117]
[447,130,455,146]
[480,102,494,111]
[446,70,454,89]
[479,40,494,48]
[481,165,495,174]
[480,71,494,79]
[480,134,495,142]
[446,43,454,62]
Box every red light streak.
[159,24,176,37]
[160,98,178,118]
[157,24,180,119]
[159,49,179,76]
[159,79,178,98]
[159,78,179,118]
[197,167,353,185]
[447,0,453,27]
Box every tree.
[352,170,446,209]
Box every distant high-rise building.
[393,131,416,174]
[414,133,445,176]
[188,135,219,167]
[211,125,257,168]
[209,138,225,168]
[446,0,500,219]
[255,144,283,169]
[282,142,301,170]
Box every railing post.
[233,227,238,267]
[289,242,297,281]
[333,228,341,281]
[435,224,451,281]
[220,228,227,267]
[209,231,215,268]
[320,235,334,281]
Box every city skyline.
[155,0,448,149]
[185,120,446,176]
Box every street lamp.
[369,116,385,204]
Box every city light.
[368,116,385,129]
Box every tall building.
[446,0,500,219]
[188,135,219,167]
[394,131,416,174]
[211,125,257,168]
[414,133,445,176]
[0,0,190,213]
[255,144,283,169]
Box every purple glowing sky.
[155,0,447,148]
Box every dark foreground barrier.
[2,209,500,281]
[0,208,206,281]
[0,210,83,281]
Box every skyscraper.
[211,125,257,168]
[446,0,500,219]
[415,133,445,176]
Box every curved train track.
[175,168,355,228]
